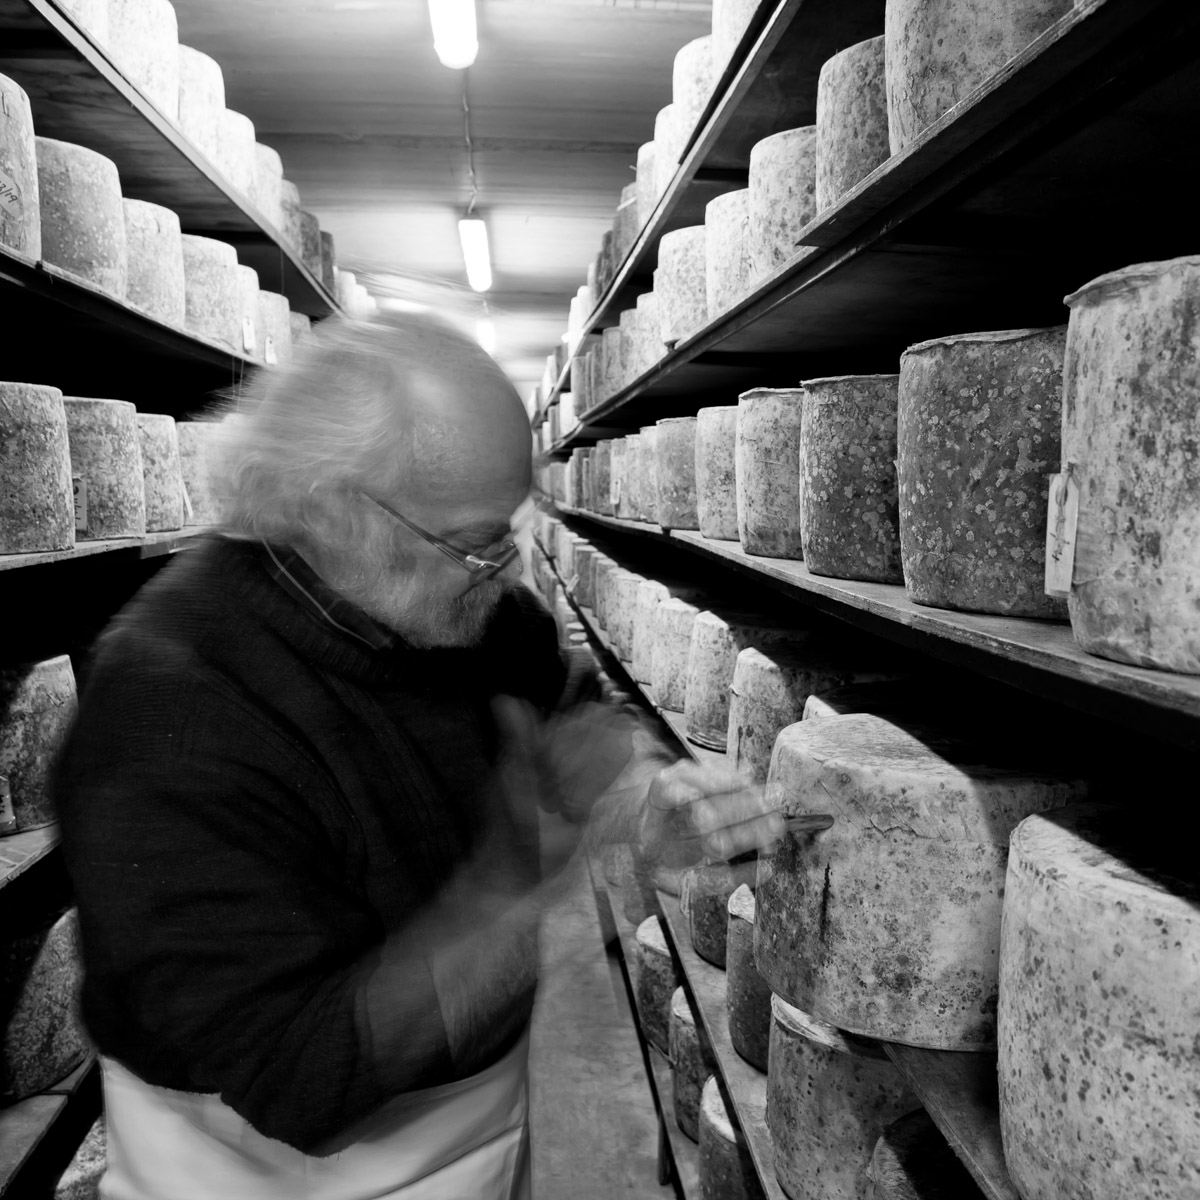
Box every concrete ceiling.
[170,0,713,399]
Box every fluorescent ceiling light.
[428,0,478,70]
[458,217,492,292]
[475,317,496,354]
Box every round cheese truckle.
[56,0,107,41]
[36,137,127,299]
[657,226,707,348]
[799,374,901,583]
[655,416,699,530]
[736,387,805,558]
[590,440,613,516]
[685,610,808,751]
[815,37,889,213]
[633,427,660,522]
[279,179,304,253]
[897,327,1067,618]
[653,104,685,200]
[257,290,293,365]
[635,916,679,1055]
[600,326,623,406]
[886,0,1070,153]
[748,127,817,279]
[620,433,643,519]
[1,73,41,259]
[755,713,1087,1049]
[679,859,757,968]
[63,397,146,539]
[636,141,659,228]
[607,569,646,662]
[998,806,1200,1200]
[672,36,715,148]
[634,292,663,379]
[181,235,240,350]
[620,845,657,926]
[726,885,770,1070]
[108,0,180,119]
[289,312,312,346]
[122,198,185,326]
[214,109,256,199]
[695,405,739,540]
[252,142,284,228]
[608,436,629,517]
[177,45,225,162]
[767,996,918,1200]
[870,1108,980,1198]
[632,579,671,686]
[299,211,323,278]
[573,545,597,608]
[1061,257,1200,673]
[670,986,717,1142]
[0,382,73,554]
[590,557,615,630]
[176,420,223,525]
[712,0,759,79]
[651,597,702,712]
[706,188,754,318]
[699,1075,764,1200]
[0,655,77,835]
[136,413,183,532]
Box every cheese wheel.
[898,327,1066,618]
[815,37,889,212]
[736,387,805,558]
[705,188,753,318]
[617,841,655,925]
[799,374,901,583]
[176,421,222,525]
[755,713,1087,1048]
[0,655,77,835]
[679,859,756,968]
[767,995,918,1200]
[567,449,586,510]
[998,806,1200,1200]
[36,138,127,299]
[699,1075,763,1200]
[56,0,108,41]
[0,73,41,259]
[137,413,184,532]
[590,440,612,516]
[621,432,644,521]
[672,36,715,148]
[612,183,639,270]
[298,211,323,278]
[748,128,817,279]
[557,528,578,586]
[1061,258,1200,673]
[289,312,312,346]
[0,910,87,1102]
[600,326,624,406]
[636,141,659,229]
[695,405,739,540]
[870,1109,982,1199]
[670,986,716,1142]
[279,179,303,253]
[234,265,261,359]
[63,397,146,539]
[335,267,357,312]
[885,0,1070,153]
[639,426,663,522]
[685,611,808,750]
[651,597,702,712]
[634,916,679,1055]
[52,1116,106,1200]
[213,109,256,199]
[634,291,663,379]
[712,0,759,78]
[108,0,180,119]
[0,382,73,554]
[573,545,597,608]
[122,199,185,327]
[257,290,292,365]
[726,885,770,1070]
[594,557,619,631]
[653,104,684,200]
[655,416,699,530]
[251,142,284,228]
[608,569,647,661]
[631,579,671,686]
[181,235,240,350]
[177,46,225,161]
[609,436,630,518]
[319,231,336,291]
[657,226,707,349]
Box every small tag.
[1045,467,1079,599]
[242,316,257,355]
[181,480,194,523]
[73,475,88,534]
[264,336,278,366]
[0,169,22,221]
[567,573,580,594]
[0,776,15,834]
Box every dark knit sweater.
[54,535,596,1153]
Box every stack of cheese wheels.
[635,916,680,1054]
[319,231,336,291]
[122,199,185,326]
[609,569,648,661]
[747,127,817,278]
[999,806,1200,1200]
[299,212,323,279]
[0,382,74,554]
[56,0,108,41]
[756,713,1087,1049]
[699,1076,763,1200]
[711,0,759,77]
[1060,256,1200,673]
[590,441,613,517]
[235,265,261,357]
[36,138,127,299]
[0,909,87,1102]
[767,996,919,1200]
[136,414,184,532]
[726,885,771,1070]
[279,180,304,253]
[652,597,703,712]
[215,110,257,199]
[886,0,1070,152]
[685,610,807,751]
[653,104,684,200]
[176,420,223,525]
[870,1109,980,1198]
[257,290,292,364]
[815,37,889,213]
[636,141,658,227]
[63,398,146,539]
[1,73,41,259]
[108,0,180,119]
[679,859,757,967]
[672,36,714,148]
[705,189,754,317]
[608,437,629,517]
[695,405,739,540]
[736,387,805,558]
[655,416,699,530]
[656,226,707,348]
[177,45,225,162]
[0,655,78,834]
[612,183,639,267]
[252,143,284,228]
[897,327,1066,618]
[182,235,240,350]
[799,374,901,582]
[670,987,717,1142]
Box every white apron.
[99,1032,531,1200]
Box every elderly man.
[55,312,783,1199]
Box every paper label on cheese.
[1044,467,1079,599]
[180,481,194,522]
[567,573,580,593]
[73,475,88,534]
[264,336,278,365]
[0,170,22,221]
[0,776,15,834]
[242,316,257,355]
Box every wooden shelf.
[0,0,337,317]
[0,528,210,574]
[554,506,1200,752]
[0,826,58,892]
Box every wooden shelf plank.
[0,528,210,574]
[0,825,59,891]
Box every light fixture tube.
[458,217,492,292]
[428,0,478,70]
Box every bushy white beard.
[351,569,508,648]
